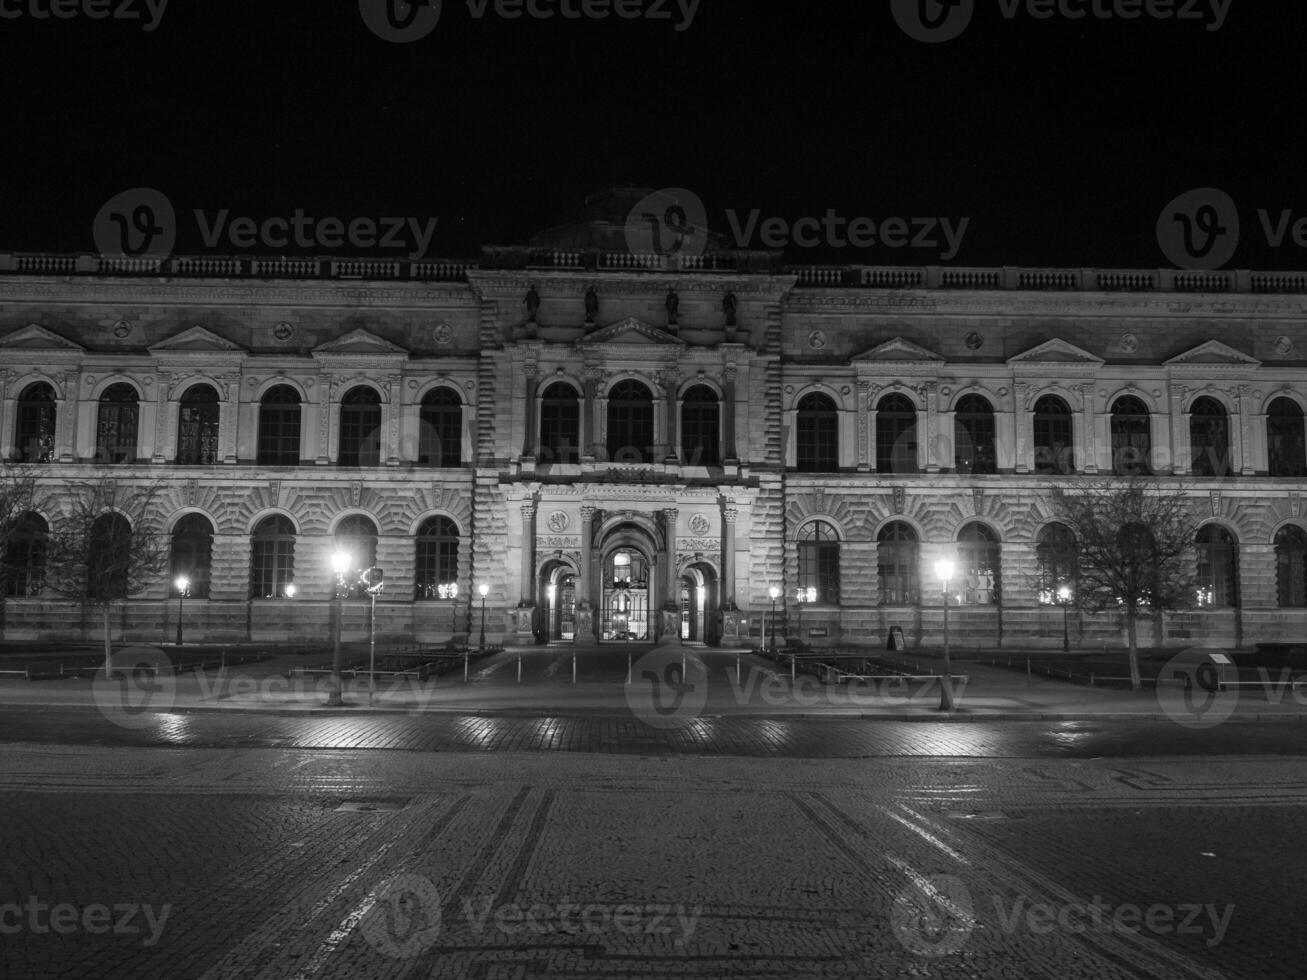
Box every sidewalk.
[0,645,1303,723]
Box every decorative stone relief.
[547,511,570,533]
[892,486,906,515]
[688,513,711,535]
[273,322,294,342]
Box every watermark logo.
[94,188,176,260]
[896,0,1230,42]
[890,874,975,956]
[92,646,176,729]
[0,0,170,31]
[361,0,699,41]
[892,0,974,43]
[1156,646,1238,729]
[1156,188,1239,271]
[464,897,700,945]
[725,208,970,261]
[624,187,710,258]
[992,895,1234,948]
[624,646,708,728]
[359,0,442,43]
[358,872,443,958]
[94,188,440,260]
[0,898,172,946]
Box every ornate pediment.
[312,328,409,356]
[852,337,945,364]
[0,323,85,352]
[1007,338,1104,367]
[148,325,247,355]
[1164,340,1261,370]
[580,317,686,346]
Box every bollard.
[464,649,469,683]
[626,652,632,686]
[572,653,577,685]
[518,654,522,684]
[790,655,795,685]
[735,652,740,685]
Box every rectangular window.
[799,542,839,604]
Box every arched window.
[877,521,918,604]
[1196,525,1238,607]
[338,386,382,467]
[1110,396,1152,476]
[1036,522,1078,604]
[957,523,1000,605]
[88,512,132,600]
[169,514,213,599]
[15,382,56,463]
[680,386,720,466]
[1268,398,1306,477]
[607,380,654,464]
[96,383,139,464]
[333,515,378,598]
[3,512,47,597]
[876,394,917,474]
[1190,397,1232,477]
[415,516,460,600]
[176,384,220,465]
[250,515,295,598]
[1274,525,1307,608]
[796,392,838,472]
[954,395,996,475]
[1119,522,1159,604]
[1033,395,1074,475]
[539,382,580,464]
[257,385,301,466]
[418,387,462,468]
[797,520,839,604]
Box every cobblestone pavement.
[2,704,1307,758]
[1,748,1303,979]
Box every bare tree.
[1049,477,1200,690]
[0,464,46,628]
[44,474,168,673]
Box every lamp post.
[1057,583,1072,653]
[478,582,489,653]
[326,549,351,707]
[173,575,189,646]
[768,585,780,656]
[935,558,956,711]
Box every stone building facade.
[2,218,1306,651]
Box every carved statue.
[524,285,540,322]
[722,291,737,327]
[584,286,599,324]
[665,287,679,327]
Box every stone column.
[1013,381,1031,473]
[1236,384,1254,476]
[519,501,536,602]
[661,507,680,641]
[1076,384,1095,474]
[220,373,240,464]
[151,371,171,463]
[386,373,402,466]
[723,364,739,463]
[1169,384,1188,475]
[660,368,680,463]
[56,369,78,462]
[923,382,940,473]
[0,370,12,459]
[582,368,601,463]
[315,373,335,465]
[721,504,737,607]
[576,505,597,642]
[521,361,539,459]
[857,381,872,472]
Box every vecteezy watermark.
[893,0,1230,43]
[1155,646,1239,730]
[992,894,1235,948]
[92,646,177,729]
[724,209,970,261]
[624,646,710,729]
[0,898,173,947]
[354,872,700,958]
[891,874,976,956]
[359,0,699,43]
[623,187,710,259]
[1157,187,1307,270]
[0,0,169,31]
[93,188,440,260]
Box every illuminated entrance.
[539,558,577,642]
[679,561,719,644]
[602,547,650,641]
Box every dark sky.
[0,0,1300,269]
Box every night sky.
[1,0,1301,269]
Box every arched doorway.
[538,558,577,642]
[678,561,719,644]
[602,546,651,641]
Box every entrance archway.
[601,545,651,641]
[679,561,719,645]
[538,558,577,643]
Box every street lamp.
[1057,583,1073,653]
[326,549,351,707]
[935,558,956,711]
[173,575,190,646]
[768,585,780,655]
[478,582,489,653]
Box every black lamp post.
[326,550,350,707]
[174,575,189,646]
[768,585,779,655]
[1058,583,1072,653]
[935,558,956,711]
